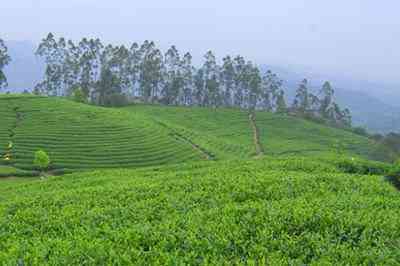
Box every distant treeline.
[3,34,352,128]
[0,39,11,90]
[1,35,400,161]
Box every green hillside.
[123,104,376,160]
[0,96,379,173]
[0,95,204,171]
[0,157,398,264]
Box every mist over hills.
[3,40,399,133]
[266,65,400,133]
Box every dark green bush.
[335,157,391,175]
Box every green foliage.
[0,157,399,264]
[0,38,11,90]
[71,86,87,103]
[334,157,392,175]
[33,150,50,170]
[391,159,400,175]
[34,34,351,128]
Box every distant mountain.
[265,65,400,133]
[4,40,44,92]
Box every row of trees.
[1,34,351,128]
[0,38,11,90]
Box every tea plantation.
[1,95,399,265]
[0,157,399,264]
[124,104,377,160]
[0,95,204,171]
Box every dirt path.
[9,106,22,138]
[153,120,215,160]
[249,112,265,157]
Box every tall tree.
[128,42,141,97]
[36,33,62,95]
[275,90,287,114]
[180,52,194,105]
[319,81,335,119]
[193,68,205,106]
[139,41,163,102]
[261,70,282,111]
[0,38,11,91]
[247,64,262,111]
[162,45,183,105]
[221,56,236,107]
[78,38,103,99]
[292,79,310,114]
[203,51,220,107]
[233,56,246,108]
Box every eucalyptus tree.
[275,90,287,114]
[292,79,310,114]
[193,68,205,106]
[221,56,236,107]
[319,81,335,119]
[128,42,141,97]
[202,51,220,107]
[109,45,131,95]
[139,41,163,102]
[162,45,183,105]
[247,64,262,111]
[36,33,63,95]
[341,108,352,127]
[78,38,103,99]
[261,70,282,111]
[233,55,246,107]
[180,52,194,105]
[0,38,11,91]
[65,40,83,96]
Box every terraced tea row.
[124,105,256,159]
[0,96,204,170]
[255,111,375,157]
[125,104,377,159]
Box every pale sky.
[2,0,400,83]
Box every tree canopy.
[35,33,351,127]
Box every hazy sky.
[2,0,400,83]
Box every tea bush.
[0,158,399,264]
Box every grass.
[0,156,398,264]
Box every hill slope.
[0,95,204,171]
[123,104,376,160]
[0,95,381,172]
[0,157,398,264]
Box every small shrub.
[33,150,51,171]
